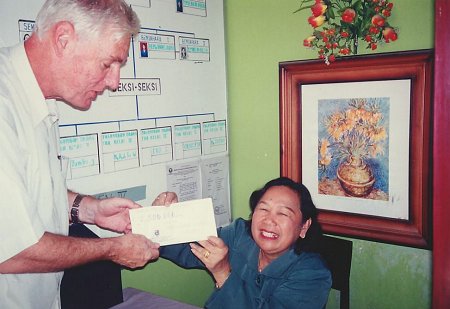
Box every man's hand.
[71,190,178,234]
[92,197,140,233]
[109,234,161,268]
[69,191,141,233]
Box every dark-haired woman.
[160,177,331,308]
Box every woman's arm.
[160,218,244,273]
[159,243,206,269]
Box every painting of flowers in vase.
[318,97,389,201]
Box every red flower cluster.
[297,0,398,64]
[341,8,356,23]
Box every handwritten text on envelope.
[130,198,217,246]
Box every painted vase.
[337,155,375,197]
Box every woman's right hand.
[190,236,231,287]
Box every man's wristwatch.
[70,194,85,224]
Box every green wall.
[122,0,434,308]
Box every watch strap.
[70,194,85,224]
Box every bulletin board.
[0,0,231,234]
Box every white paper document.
[130,198,217,246]
[166,162,201,202]
[201,156,231,227]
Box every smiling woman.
[159,177,332,309]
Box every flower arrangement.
[296,0,398,64]
[318,98,387,175]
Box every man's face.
[61,34,130,110]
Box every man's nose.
[105,67,121,90]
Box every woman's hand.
[151,192,178,206]
[190,236,231,288]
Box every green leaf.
[293,6,311,13]
[327,7,336,19]
[293,0,315,13]
[313,30,323,37]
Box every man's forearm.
[0,232,113,274]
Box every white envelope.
[130,198,217,246]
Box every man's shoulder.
[0,46,21,95]
[0,45,14,70]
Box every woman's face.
[251,186,308,260]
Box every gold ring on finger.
[204,250,210,259]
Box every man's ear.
[52,21,75,56]
[299,218,312,239]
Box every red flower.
[382,27,398,42]
[339,48,350,55]
[371,14,385,26]
[382,9,391,17]
[341,8,356,23]
[308,15,325,28]
[369,26,380,34]
[303,36,316,47]
[297,0,398,64]
[311,1,327,17]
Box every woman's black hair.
[248,177,323,253]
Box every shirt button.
[256,276,261,284]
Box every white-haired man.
[0,1,176,308]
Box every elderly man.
[0,1,174,308]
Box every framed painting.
[279,50,433,248]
